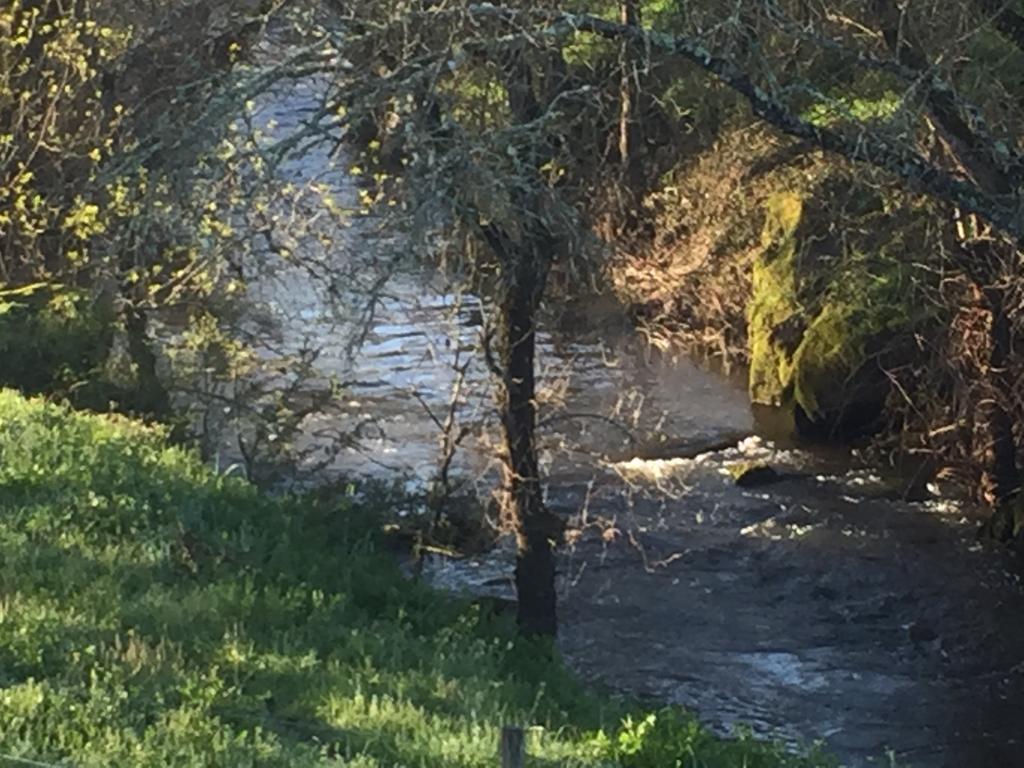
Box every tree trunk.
[499,726,526,768]
[123,302,173,420]
[498,241,558,637]
[486,49,561,637]
[618,0,639,169]
[979,285,1019,540]
[617,0,643,232]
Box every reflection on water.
[286,281,759,485]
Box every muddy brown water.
[235,55,1024,768]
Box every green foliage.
[0,1,132,279]
[0,0,344,484]
[559,2,619,65]
[961,28,1024,109]
[802,90,904,129]
[562,30,619,68]
[0,391,835,767]
[444,65,511,132]
[0,287,113,399]
[611,709,835,768]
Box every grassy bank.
[0,390,834,767]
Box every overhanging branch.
[467,4,1024,243]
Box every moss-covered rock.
[748,192,805,409]
[747,192,913,438]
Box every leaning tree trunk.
[498,240,558,637]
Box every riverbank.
[608,131,1024,531]
[0,390,836,767]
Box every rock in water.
[731,463,784,488]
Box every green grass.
[0,389,836,767]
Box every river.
[229,41,1024,768]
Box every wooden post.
[500,725,525,768]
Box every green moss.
[789,301,861,419]
[747,192,804,408]
[802,91,903,128]
[747,192,912,428]
[791,274,907,420]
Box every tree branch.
[974,0,1024,53]
[467,4,1024,243]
